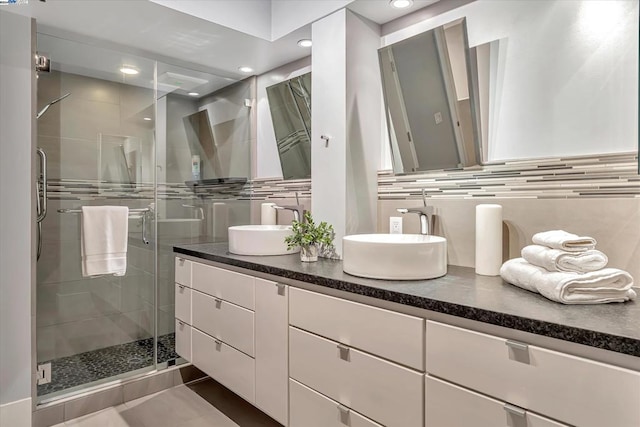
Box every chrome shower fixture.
[35,54,50,73]
[37,93,71,119]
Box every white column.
[312,9,382,256]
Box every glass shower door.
[35,33,158,402]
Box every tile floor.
[52,378,282,427]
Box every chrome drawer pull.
[214,338,222,347]
[214,298,223,307]
[276,283,286,295]
[178,284,185,290]
[506,339,531,364]
[337,404,350,425]
[178,320,185,327]
[177,257,184,264]
[504,403,528,427]
[505,340,529,352]
[337,344,350,361]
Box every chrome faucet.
[397,189,433,235]
[273,192,304,223]
[273,205,303,222]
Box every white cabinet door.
[255,279,288,426]
[174,257,191,286]
[174,283,191,324]
[175,319,191,362]
[289,287,424,370]
[192,290,254,357]
[426,321,640,427]
[192,328,255,404]
[290,379,383,427]
[192,262,254,310]
[290,327,423,427]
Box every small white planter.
[300,244,318,262]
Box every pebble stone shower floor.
[38,334,179,397]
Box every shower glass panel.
[154,64,251,367]
[35,33,158,402]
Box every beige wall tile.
[32,402,64,427]
[122,371,174,403]
[378,197,640,279]
[64,386,123,421]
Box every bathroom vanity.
[174,243,640,427]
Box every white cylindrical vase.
[261,202,277,225]
[475,204,503,276]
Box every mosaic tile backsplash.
[47,177,312,201]
[378,153,639,200]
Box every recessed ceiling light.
[119,66,139,75]
[297,39,312,48]
[143,117,152,121]
[188,92,200,96]
[389,0,413,8]
[238,66,253,73]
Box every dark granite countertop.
[174,242,640,357]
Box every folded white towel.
[521,245,608,273]
[81,206,129,277]
[532,230,596,252]
[500,258,636,304]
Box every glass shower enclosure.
[35,32,250,403]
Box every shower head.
[37,92,71,119]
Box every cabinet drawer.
[290,327,423,427]
[174,257,192,286]
[175,319,191,362]
[290,379,383,427]
[192,262,254,310]
[175,283,191,324]
[192,290,254,357]
[289,288,424,370]
[425,375,569,427]
[192,329,255,404]
[426,321,640,427]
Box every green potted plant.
[285,211,335,262]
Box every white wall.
[381,0,638,164]
[271,0,353,40]
[256,57,311,179]
[0,9,34,427]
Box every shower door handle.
[36,148,47,223]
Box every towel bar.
[57,207,151,244]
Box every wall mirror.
[381,0,638,174]
[380,18,480,174]
[266,72,312,179]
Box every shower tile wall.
[37,70,155,363]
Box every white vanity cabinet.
[173,257,289,426]
[176,255,640,427]
[425,320,640,427]
[289,288,425,427]
[174,257,193,361]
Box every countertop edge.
[174,246,640,358]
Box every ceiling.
[11,0,440,93]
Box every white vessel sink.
[343,234,447,280]
[228,225,299,256]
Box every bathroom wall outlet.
[390,217,403,234]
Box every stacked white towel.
[81,206,129,277]
[521,245,608,273]
[500,230,636,304]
